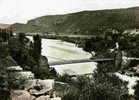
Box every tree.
[0,71,26,99]
[32,34,46,78]
[33,56,50,79]
[60,60,128,100]
[134,81,139,100]
[0,56,26,100]
[18,33,25,44]
[83,36,114,57]
[33,34,41,63]
[62,74,128,100]
[0,42,9,58]
[8,35,26,67]
[83,39,94,56]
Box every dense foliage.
[134,81,139,100]
[54,60,128,100]
[83,29,139,58]
[8,33,51,79]
[60,70,128,100]
[0,29,52,99]
[0,54,26,99]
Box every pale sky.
[0,0,139,24]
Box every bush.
[62,73,128,100]
[134,81,139,100]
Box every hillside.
[13,7,139,35]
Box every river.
[27,36,97,75]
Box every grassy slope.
[13,7,139,35]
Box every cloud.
[0,0,139,24]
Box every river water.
[41,39,97,75]
[27,36,97,75]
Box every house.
[124,28,139,34]
[7,66,23,71]
[7,66,34,79]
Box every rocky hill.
[13,6,139,35]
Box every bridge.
[48,57,139,66]
[48,58,114,66]
[26,33,96,39]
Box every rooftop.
[0,24,11,29]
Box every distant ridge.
[12,6,139,35]
[0,24,11,29]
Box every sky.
[0,0,139,24]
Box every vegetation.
[8,32,51,79]
[58,64,128,100]
[0,70,26,100]
[134,81,139,100]
[1,6,139,99]
[0,29,52,99]
[55,27,139,100]
[83,29,139,58]
[13,7,139,34]
[33,35,41,62]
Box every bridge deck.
[49,58,114,66]
[49,57,139,66]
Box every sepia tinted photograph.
[0,0,139,100]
